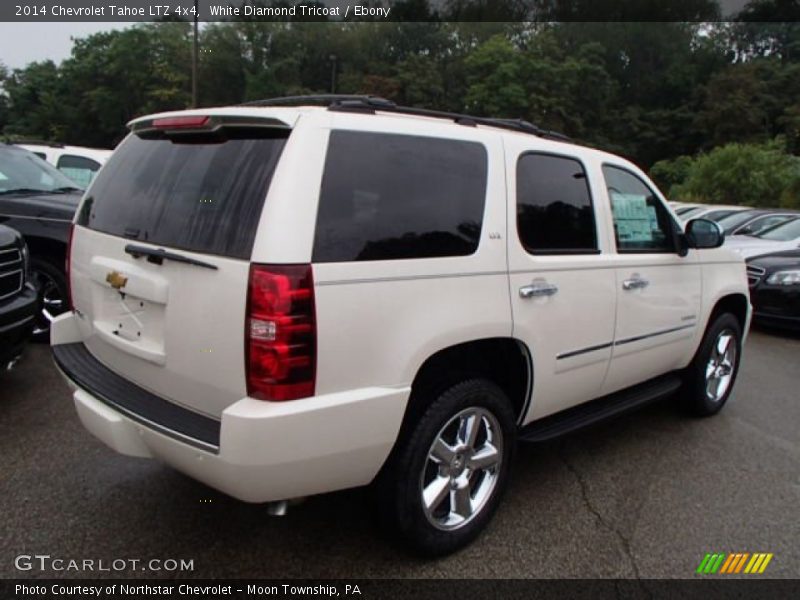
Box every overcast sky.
[0,23,131,70]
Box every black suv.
[0,224,37,368]
[0,144,83,340]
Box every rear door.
[506,144,617,423]
[67,116,291,418]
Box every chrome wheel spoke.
[423,476,450,512]
[458,412,481,449]
[451,485,473,519]
[468,443,500,471]
[431,438,455,464]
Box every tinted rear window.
[81,131,288,259]
[312,131,487,263]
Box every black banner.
[1,1,798,23]
[3,579,800,600]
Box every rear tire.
[681,312,742,416]
[375,378,516,556]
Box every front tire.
[376,378,516,556]
[681,312,742,416]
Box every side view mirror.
[686,218,725,250]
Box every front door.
[599,164,702,395]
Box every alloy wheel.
[705,329,737,403]
[420,407,503,531]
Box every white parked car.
[17,142,112,188]
[677,204,749,223]
[51,97,751,555]
[725,217,800,259]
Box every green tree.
[669,139,800,208]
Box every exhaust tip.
[266,500,288,516]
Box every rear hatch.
[67,113,291,418]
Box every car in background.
[730,211,799,237]
[747,250,800,331]
[0,144,83,340]
[676,204,749,223]
[716,209,800,237]
[725,216,800,259]
[690,205,751,223]
[0,224,37,369]
[674,203,706,218]
[16,141,111,188]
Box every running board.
[518,373,683,443]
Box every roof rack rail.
[242,95,573,143]
[241,94,396,108]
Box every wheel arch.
[400,337,533,438]
[708,293,750,334]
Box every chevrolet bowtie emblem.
[106,270,128,290]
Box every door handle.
[622,274,650,290]
[519,281,559,299]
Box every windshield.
[675,205,700,215]
[677,206,704,218]
[755,217,800,241]
[742,214,796,236]
[0,146,83,193]
[717,210,758,232]
[700,209,735,222]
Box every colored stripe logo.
[696,552,773,574]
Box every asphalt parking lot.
[1,329,798,579]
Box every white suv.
[51,96,751,555]
[17,142,112,188]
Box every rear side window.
[81,132,288,259]
[516,153,597,254]
[312,131,487,262]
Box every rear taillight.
[246,264,316,401]
[66,223,74,311]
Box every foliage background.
[1,0,799,206]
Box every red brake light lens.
[152,116,210,129]
[246,264,316,401]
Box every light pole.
[329,54,337,94]
[192,0,199,107]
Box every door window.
[516,153,598,254]
[603,165,677,253]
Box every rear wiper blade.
[124,244,218,270]
[52,186,84,193]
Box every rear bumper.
[51,313,409,503]
[0,283,37,366]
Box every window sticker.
[611,193,655,243]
